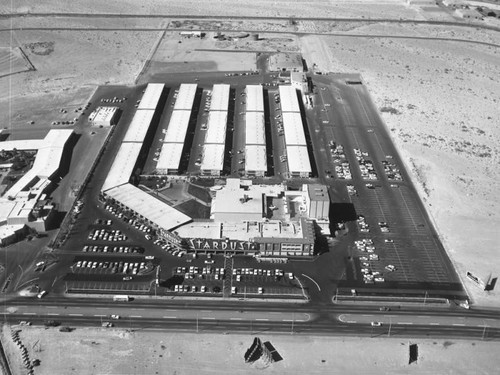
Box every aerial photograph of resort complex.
[0,0,499,373]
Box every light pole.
[423,291,428,306]
[482,321,488,341]
[387,317,392,337]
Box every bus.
[113,295,130,302]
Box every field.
[2,325,500,375]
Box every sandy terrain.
[2,325,500,375]
[298,22,500,306]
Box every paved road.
[3,296,500,340]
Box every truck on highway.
[113,295,130,302]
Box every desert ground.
[0,0,499,373]
[2,325,500,375]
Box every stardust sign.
[188,238,256,251]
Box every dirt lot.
[2,325,499,375]
[298,23,500,307]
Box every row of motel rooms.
[98,82,323,257]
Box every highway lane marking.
[397,322,413,325]
[230,318,243,321]
[162,316,177,319]
[164,309,177,312]
[256,318,269,321]
[430,323,440,325]
[47,313,60,316]
[96,307,109,310]
[132,308,145,311]
[69,314,83,316]
[22,313,36,315]
[94,314,106,317]
[452,323,465,326]
[346,320,356,323]
[130,315,142,318]
[46,306,58,309]
[201,317,215,320]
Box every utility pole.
[482,321,488,340]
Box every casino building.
[174,178,330,258]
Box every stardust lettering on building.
[188,238,255,251]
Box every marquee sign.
[187,238,257,251]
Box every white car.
[110,315,120,320]
[371,321,382,327]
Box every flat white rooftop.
[138,83,164,110]
[209,84,230,111]
[91,106,118,125]
[245,145,267,173]
[245,85,264,112]
[286,145,312,174]
[105,183,192,231]
[245,112,266,145]
[101,143,142,192]
[279,85,300,113]
[3,129,73,198]
[174,83,197,111]
[156,143,185,172]
[164,110,191,143]
[205,111,228,144]
[283,112,307,146]
[122,109,155,143]
[201,144,225,172]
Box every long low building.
[138,83,165,110]
[286,145,311,178]
[282,112,307,146]
[122,109,156,143]
[245,145,267,177]
[209,84,230,111]
[89,106,120,127]
[205,111,228,144]
[101,143,143,192]
[279,85,301,113]
[245,85,264,112]
[104,183,191,231]
[3,130,73,198]
[156,142,185,174]
[245,112,266,145]
[163,110,191,144]
[201,144,225,176]
[174,83,197,111]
